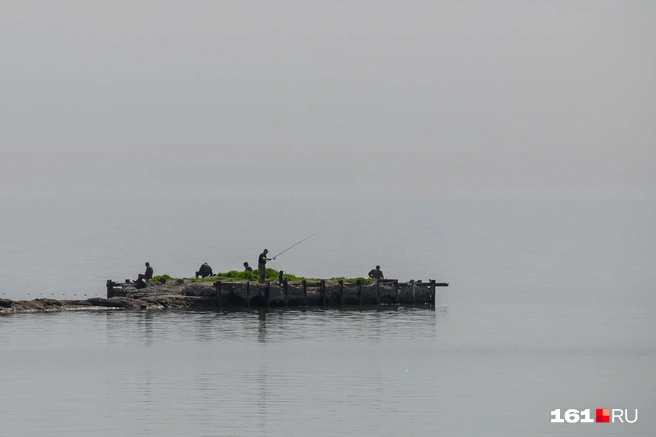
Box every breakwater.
[108,278,448,309]
[0,279,448,314]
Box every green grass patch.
[154,269,373,285]
[152,274,174,282]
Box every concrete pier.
[106,278,449,309]
[0,279,449,314]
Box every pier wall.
[107,279,448,308]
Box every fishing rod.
[271,229,323,260]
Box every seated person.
[368,265,384,280]
[243,262,253,272]
[196,262,213,278]
[135,262,153,289]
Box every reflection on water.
[99,306,443,346]
[1,306,655,437]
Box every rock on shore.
[0,281,212,314]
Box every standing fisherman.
[257,249,272,283]
[256,230,322,284]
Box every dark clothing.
[368,268,384,280]
[258,263,266,284]
[196,263,213,278]
[244,265,253,271]
[258,252,269,283]
[136,264,153,289]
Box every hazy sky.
[1,1,654,199]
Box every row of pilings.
[107,279,448,309]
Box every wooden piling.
[394,279,399,304]
[216,281,223,309]
[106,280,114,299]
[357,280,362,306]
[320,280,326,307]
[266,281,271,309]
[246,281,250,311]
[411,280,416,307]
[338,280,344,306]
[283,279,289,308]
[302,280,307,308]
[429,279,436,308]
[376,280,381,305]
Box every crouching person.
[196,262,213,278]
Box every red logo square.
[596,409,610,423]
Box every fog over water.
[1,1,654,200]
[1,1,654,435]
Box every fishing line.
[271,229,323,260]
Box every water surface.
[1,199,654,436]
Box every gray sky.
[1,1,654,199]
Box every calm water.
[1,199,655,436]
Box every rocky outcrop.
[0,296,215,314]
